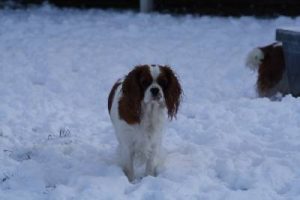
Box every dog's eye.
[140,78,151,88]
[158,78,168,88]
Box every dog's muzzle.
[150,87,162,100]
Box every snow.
[1,5,300,200]
[278,26,300,33]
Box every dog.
[246,42,290,97]
[108,64,182,181]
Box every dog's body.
[108,65,182,181]
[246,42,290,97]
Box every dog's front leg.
[121,148,134,182]
[145,146,158,177]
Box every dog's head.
[119,65,182,124]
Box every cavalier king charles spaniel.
[108,64,182,181]
[246,42,290,98]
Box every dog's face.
[120,65,182,124]
[142,65,167,105]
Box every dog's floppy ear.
[159,65,182,119]
[119,65,150,124]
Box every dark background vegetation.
[1,0,300,16]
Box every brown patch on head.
[108,81,122,113]
[119,65,152,124]
[158,65,182,119]
[257,43,285,96]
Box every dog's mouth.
[150,96,165,107]
[144,92,165,105]
[152,94,162,101]
[151,92,165,102]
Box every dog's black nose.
[150,87,159,96]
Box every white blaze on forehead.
[149,65,161,80]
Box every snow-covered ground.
[1,5,300,200]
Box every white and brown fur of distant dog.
[246,42,290,97]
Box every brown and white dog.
[108,64,182,181]
[246,42,290,97]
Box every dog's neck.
[140,101,166,134]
